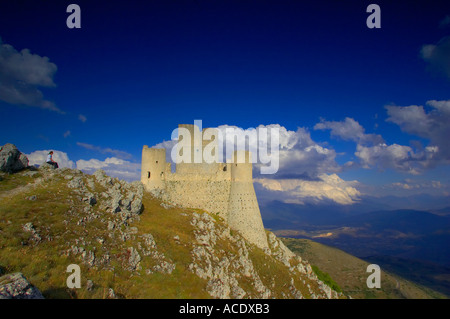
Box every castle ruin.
[141,124,269,250]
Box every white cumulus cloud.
[76,157,140,182]
[254,173,360,205]
[26,149,140,182]
[355,143,439,175]
[0,37,61,112]
[314,117,384,146]
[26,150,75,169]
[152,123,347,205]
[316,101,450,175]
[154,123,340,180]
[386,99,450,162]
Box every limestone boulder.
[0,272,44,299]
[39,162,57,170]
[0,143,29,173]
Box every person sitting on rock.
[46,151,59,169]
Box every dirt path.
[0,176,47,201]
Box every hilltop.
[0,164,343,299]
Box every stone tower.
[141,124,268,250]
[228,150,269,250]
[141,146,169,191]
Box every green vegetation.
[0,170,42,193]
[311,265,342,293]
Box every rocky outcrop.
[187,211,342,299]
[1,163,344,299]
[0,143,28,173]
[0,273,44,299]
[39,162,57,170]
[35,167,174,277]
[188,212,264,299]
[22,222,42,245]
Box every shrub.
[311,265,342,293]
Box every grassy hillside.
[281,237,447,299]
[0,167,342,299]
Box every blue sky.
[1,0,449,208]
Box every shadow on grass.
[42,287,78,299]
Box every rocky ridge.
[187,211,340,299]
[0,159,344,299]
[149,178,343,299]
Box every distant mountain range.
[260,195,450,225]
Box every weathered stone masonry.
[141,124,269,250]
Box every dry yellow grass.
[1,169,347,299]
[281,237,446,299]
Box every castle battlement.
[141,124,269,250]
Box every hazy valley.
[261,200,450,297]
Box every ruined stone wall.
[175,162,228,177]
[227,181,269,249]
[161,179,232,221]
